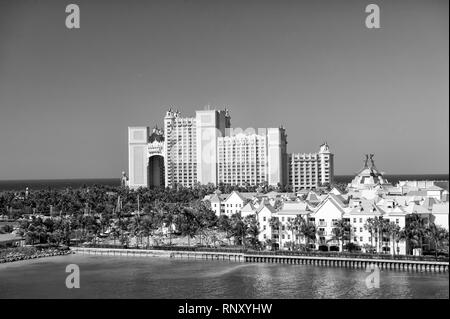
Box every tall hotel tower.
[163,109,230,187]
[128,108,289,189]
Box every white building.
[311,193,348,251]
[128,108,289,189]
[288,142,334,191]
[431,202,449,230]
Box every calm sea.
[0,254,447,299]
[0,175,448,191]
[0,178,121,191]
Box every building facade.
[128,108,293,189]
[288,142,334,191]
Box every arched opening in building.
[148,155,165,187]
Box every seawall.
[70,247,449,272]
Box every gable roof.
[306,191,320,202]
[329,187,342,195]
[256,203,277,215]
[241,202,256,213]
[224,191,247,203]
[313,193,347,216]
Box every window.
[354,237,357,241]
[396,219,399,224]
[263,217,266,222]
[360,237,363,241]
[353,218,356,223]
[359,218,362,223]
[360,228,363,232]
[353,228,357,232]
[282,235,285,239]
[263,225,266,230]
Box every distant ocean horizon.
[0,174,448,191]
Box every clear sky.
[0,0,448,180]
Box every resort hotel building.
[128,108,333,190]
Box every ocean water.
[0,175,448,191]
[0,254,447,299]
[0,178,121,191]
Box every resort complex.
[203,157,449,254]
[0,111,447,263]
[128,109,333,190]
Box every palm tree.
[230,213,245,247]
[300,221,317,251]
[404,214,427,255]
[372,217,384,253]
[286,218,296,250]
[269,217,281,250]
[218,215,233,245]
[243,215,260,249]
[364,218,376,253]
[293,216,306,247]
[332,219,350,252]
[385,221,400,255]
[425,223,449,259]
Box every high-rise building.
[217,133,268,186]
[195,109,230,185]
[128,108,328,190]
[163,109,197,187]
[288,142,334,191]
[216,127,288,187]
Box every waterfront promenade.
[71,247,449,272]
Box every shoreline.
[0,250,73,264]
[70,247,450,273]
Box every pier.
[70,247,449,272]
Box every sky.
[0,0,448,180]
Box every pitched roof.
[421,197,440,210]
[224,191,247,203]
[306,191,320,202]
[403,204,430,215]
[431,202,449,214]
[406,190,427,197]
[256,203,277,215]
[347,199,383,216]
[241,202,256,213]
[278,201,310,215]
[313,193,348,215]
[425,185,444,191]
